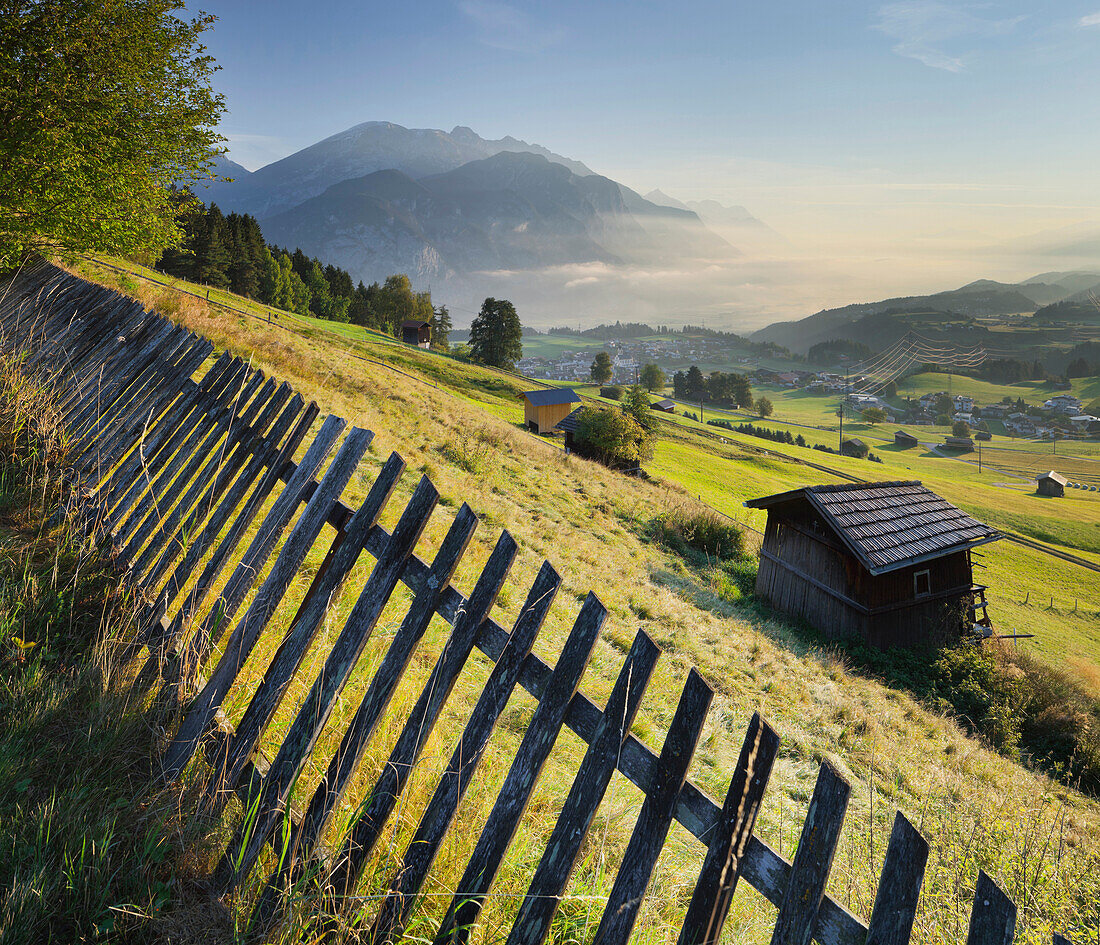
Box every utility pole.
[977,436,982,473]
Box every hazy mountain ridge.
[203,121,596,219]
[752,274,1100,353]
[645,190,787,247]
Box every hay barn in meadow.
[894,430,918,448]
[521,388,581,434]
[651,398,676,413]
[1036,470,1067,497]
[401,319,431,348]
[745,481,1001,649]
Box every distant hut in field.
[521,388,582,434]
[651,398,675,413]
[1036,470,1067,497]
[401,319,431,348]
[975,430,992,441]
[944,435,974,451]
[894,430,918,449]
[555,406,584,451]
[745,481,1001,649]
[840,437,868,458]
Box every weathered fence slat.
[505,629,662,945]
[678,710,780,945]
[367,560,562,944]
[160,425,372,780]
[865,812,929,945]
[433,591,607,945]
[593,668,714,945]
[770,761,852,945]
[966,871,1016,945]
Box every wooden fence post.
[865,812,929,945]
[965,870,1016,945]
[769,761,851,945]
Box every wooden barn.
[894,430,918,448]
[1036,470,1067,497]
[840,437,867,458]
[651,398,676,413]
[944,435,974,451]
[744,481,1001,649]
[401,319,431,348]
[521,388,581,434]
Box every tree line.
[671,365,753,407]
[156,200,452,349]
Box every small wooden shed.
[401,319,431,348]
[840,437,867,458]
[1036,470,1067,497]
[745,481,1001,649]
[894,430,918,448]
[943,436,974,451]
[555,406,584,450]
[521,388,581,434]
[651,398,676,413]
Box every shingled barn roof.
[521,388,581,407]
[744,480,1001,575]
[554,406,584,433]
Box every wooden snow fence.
[0,262,1074,945]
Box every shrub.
[651,506,745,561]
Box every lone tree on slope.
[640,363,666,392]
[469,297,523,369]
[590,351,613,384]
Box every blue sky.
[196,1,1100,309]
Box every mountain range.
[200,122,748,313]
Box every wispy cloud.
[458,0,564,52]
[1079,11,1100,27]
[874,2,1026,72]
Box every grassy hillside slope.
[70,257,1100,944]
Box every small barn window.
[913,569,931,597]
